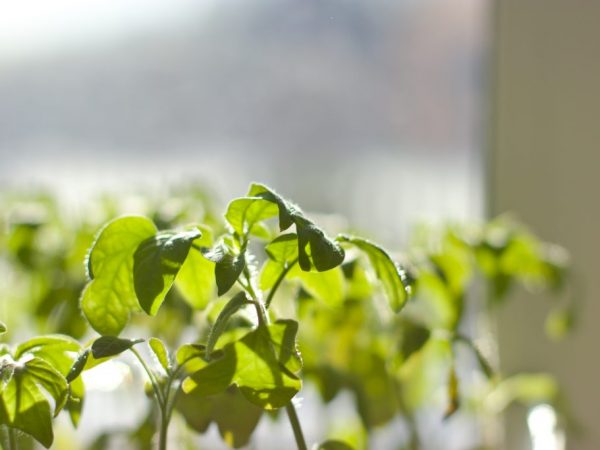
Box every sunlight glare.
[527,404,565,450]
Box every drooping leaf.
[177,386,263,448]
[228,184,345,272]
[133,228,201,315]
[295,216,345,272]
[183,320,302,409]
[205,292,249,360]
[91,336,144,359]
[14,335,84,427]
[81,216,157,335]
[149,338,171,373]
[0,357,69,448]
[202,243,246,296]
[175,225,216,309]
[337,235,410,312]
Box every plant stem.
[130,348,166,408]
[158,409,169,450]
[130,347,171,450]
[8,427,17,450]
[265,259,298,309]
[285,402,308,450]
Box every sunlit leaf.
[175,226,215,309]
[294,266,345,308]
[0,357,68,448]
[183,320,302,409]
[337,235,410,312]
[265,233,298,263]
[205,292,249,360]
[14,335,84,427]
[149,338,171,373]
[225,197,278,237]
[229,184,345,272]
[133,228,201,315]
[317,440,355,450]
[81,216,157,335]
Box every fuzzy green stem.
[286,402,308,450]
[265,259,298,309]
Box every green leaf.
[14,335,84,427]
[260,259,285,291]
[81,216,157,335]
[202,243,246,296]
[317,440,355,450]
[0,357,69,448]
[206,292,249,360]
[176,344,207,367]
[183,320,302,409]
[133,228,201,315]
[294,266,345,308]
[231,184,345,272]
[295,216,345,272]
[225,197,278,237]
[0,322,6,335]
[175,226,215,309]
[177,386,263,448]
[337,235,410,312]
[265,233,299,263]
[149,338,171,373]
[91,336,144,359]
[247,183,295,230]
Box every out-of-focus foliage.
[0,186,573,450]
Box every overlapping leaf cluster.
[0,185,573,450]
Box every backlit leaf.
[133,228,201,315]
[149,338,171,373]
[205,292,249,360]
[175,225,215,309]
[183,320,302,409]
[337,235,410,312]
[202,243,246,296]
[81,216,157,335]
